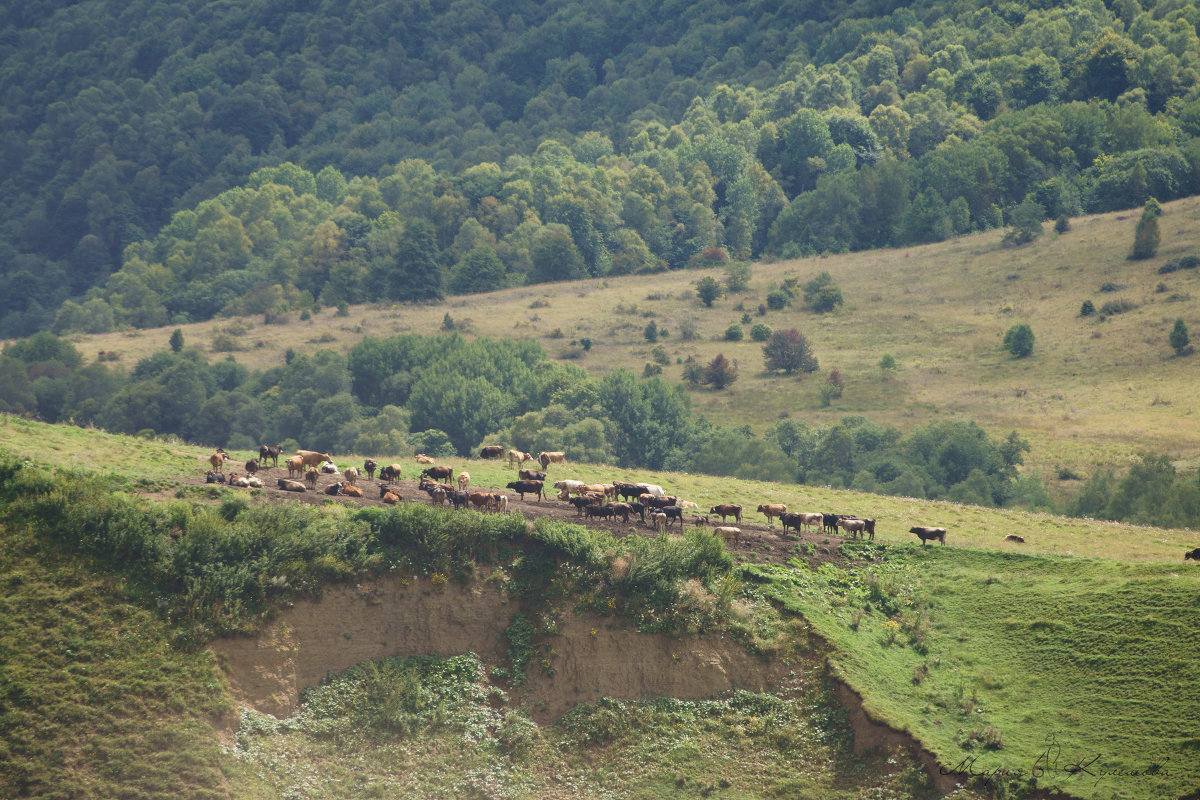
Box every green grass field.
[751,546,1200,800]
[46,198,1200,490]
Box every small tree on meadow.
[1003,197,1044,246]
[169,328,184,353]
[803,272,844,313]
[763,328,819,374]
[1003,323,1035,358]
[1130,199,1161,260]
[724,261,751,293]
[703,353,738,389]
[1170,318,1191,355]
[696,276,722,307]
[644,320,659,342]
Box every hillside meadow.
[50,198,1200,491]
[2,417,1199,799]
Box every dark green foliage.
[644,321,659,343]
[1080,300,1096,317]
[766,290,790,310]
[1003,323,1035,358]
[696,276,722,307]
[1055,214,1071,233]
[1130,201,1162,260]
[803,272,844,312]
[1068,454,1200,529]
[1170,318,1191,355]
[750,323,772,342]
[1157,255,1200,274]
[724,323,743,341]
[168,328,184,353]
[762,329,819,375]
[1003,198,1045,246]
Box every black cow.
[628,501,647,522]
[822,513,841,534]
[1185,547,1200,561]
[258,445,283,467]
[660,505,685,526]
[518,469,547,481]
[447,489,470,510]
[583,505,616,519]
[781,512,805,533]
[205,470,226,484]
[506,480,545,502]
[479,445,504,459]
[568,496,598,515]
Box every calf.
[714,526,742,545]
[650,511,668,532]
[457,471,470,491]
[286,456,304,478]
[382,490,401,505]
[304,467,320,489]
[910,526,947,546]
[506,480,545,502]
[343,466,360,485]
[837,518,868,539]
[244,459,259,475]
[379,482,395,498]
[709,503,742,523]
[757,503,787,526]
[628,501,647,523]
[319,461,338,474]
[568,496,599,515]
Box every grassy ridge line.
[750,548,1200,800]
[2,414,1196,562]
[46,197,1200,483]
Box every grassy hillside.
[752,548,1200,800]
[1,418,1198,797]
[53,197,1200,488]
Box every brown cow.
[910,526,947,546]
[243,459,258,475]
[277,478,307,492]
[304,467,320,488]
[379,464,402,484]
[421,465,454,483]
[508,449,533,467]
[415,454,435,464]
[285,455,304,478]
[709,503,742,523]
[296,450,334,467]
[537,451,566,469]
[341,484,363,498]
[756,503,787,526]
[209,451,228,471]
[382,491,401,505]
[639,494,678,509]
[363,459,378,480]
[479,445,504,459]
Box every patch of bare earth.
[211,575,802,725]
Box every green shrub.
[724,323,743,341]
[1003,323,1035,358]
[750,323,772,341]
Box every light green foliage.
[695,275,722,307]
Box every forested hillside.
[4,0,1200,335]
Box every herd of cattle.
[196,444,973,550]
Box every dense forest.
[5,0,1200,334]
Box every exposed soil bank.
[211,575,798,724]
